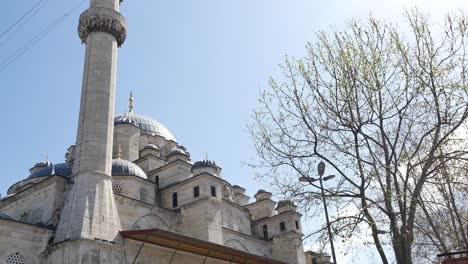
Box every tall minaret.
[53,0,126,245]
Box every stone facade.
[0,0,308,263]
[0,116,308,263]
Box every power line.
[0,0,51,47]
[0,0,49,41]
[0,0,87,73]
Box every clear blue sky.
[0,0,466,262]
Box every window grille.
[112,184,123,194]
[140,188,148,201]
[193,186,200,198]
[6,252,25,264]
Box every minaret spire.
[53,0,126,249]
[129,91,134,113]
[117,144,122,159]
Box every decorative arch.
[132,214,170,230]
[223,239,249,253]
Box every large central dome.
[114,113,176,141]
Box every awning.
[120,229,287,264]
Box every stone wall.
[252,211,302,239]
[220,200,251,235]
[222,228,270,257]
[0,176,66,227]
[0,220,53,264]
[159,174,227,209]
[176,198,223,244]
[112,176,155,203]
[115,194,176,231]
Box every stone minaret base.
[46,239,124,264]
[53,171,121,243]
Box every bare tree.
[413,161,468,263]
[249,9,468,264]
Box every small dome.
[277,200,295,208]
[114,113,176,141]
[28,163,72,179]
[0,213,13,221]
[143,144,159,150]
[256,189,270,195]
[233,185,243,189]
[34,160,52,168]
[112,159,147,179]
[168,149,187,156]
[192,159,217,169]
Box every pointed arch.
[223,239,249,252]
[132,213,170,230]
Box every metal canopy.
[120,229,287,264]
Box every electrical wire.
[0,0,49,41]
[0,0,86,72]
[0,0,51,47]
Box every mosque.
[0,0,310,263]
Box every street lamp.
[299,161,338,264]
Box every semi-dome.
[112,159,147,179]
[114,113,176,141]
[28,163,72,179]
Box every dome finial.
[117,144,122,160]
[205,152,208,160]
[45,152,49,162]
[129,91,134,113]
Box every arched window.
[6,252,25,264]
[263,225,268,239]
[155,176,159,189]
[140,188,148,201]
[172,192,178,208]
[112,184,123,194]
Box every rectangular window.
[211,186,217,197]
[280,221,286,232]
[263,225,268,239]
[194,186,200,198]
[172,192,178,208]
[295,221,300,230]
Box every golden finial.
[117,144,122,160]
[129,91,134,113]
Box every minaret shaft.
[53,0,126,244]
[74,31,117,175]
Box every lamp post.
[299,161,337,264]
